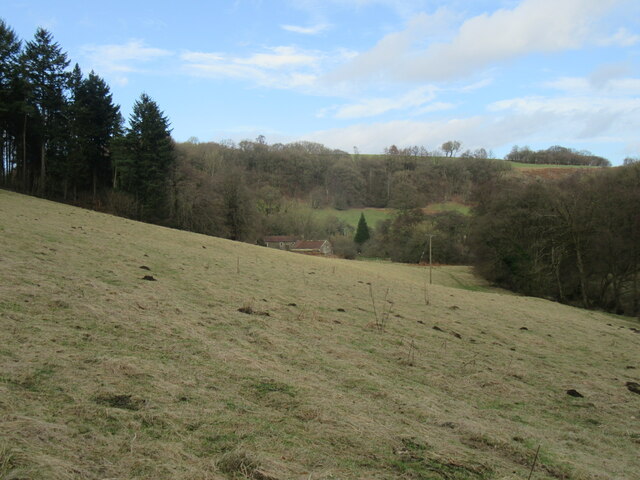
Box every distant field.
[353,155,598,171]
[1,190,639,479]
[507,161,598,169]
[314,202,471,230]
[314,207,394,228]
[423,201,471,215]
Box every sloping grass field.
[1,189,639,479]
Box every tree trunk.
[574,237,589,308]
[93,167,97,205]
[22,114,27,190]
[0,132,5,185]
[39,143,46,196]
[551,245,565,302]
[633,252,639,317]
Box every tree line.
[470,163,640,316]
[169,139,508,244]
[505,145,611,166]
[0,19,174,221]
[1,16,496,250]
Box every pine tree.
[354,212,370,247]
[115,93,174,221]
[0,19,22,185]
[21,27,70,194]
[68,68,122,200]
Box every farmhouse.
[263,235,298,250]
[263,236,333,256]
[291,240,333,256]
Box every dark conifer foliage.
[354,212,370,246]
[115,93,174,221]
[0,19,22,186]
[21,27,70,194]
[68,69,122,200]
[0,19,171,216]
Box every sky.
[4,0,640,163]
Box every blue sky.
[4,0,640,163]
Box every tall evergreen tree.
[354,212,370,247]
[115,93,174,221]
[68,68,122,200]
[21,27,70,194]
[0,19,22,185]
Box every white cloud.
[330,0,621,84]
[589,63,631,89]
[82,40,172,74]
[457,78,494,92]
[414,101,455,115]
[489,94,640,139]
[290,0,432,19]
[598,27,640,47]
[305,117,488,153]
[490,95,640,116]
[235,46,318,69]
[323,85,438,119]
[303,87,640,156]
[180,46,322,89]
[545,73,640,95]
[281,23,329,35]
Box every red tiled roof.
[264,236,299,243]
[292,240,327,250]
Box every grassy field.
[506,161,598,170]
[313,207,394,229]
[423,202,472,216]
[313,202,470,230]
[1,189,639,480]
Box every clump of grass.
[94,393,145,411]
[217,450,259,476]
[401,338,417,366]
[217,450,273,479]
[0,443,17,478]
[369,284,393,331]
[390,453,491,480]
[252,379,296,398]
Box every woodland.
[1,19,639,316]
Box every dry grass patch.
[1,189,639,479]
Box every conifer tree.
[21,27,70,194]
[115,93,174,221]
[0,19,22,185]
[68,68,122,200]
[354,212,370,247]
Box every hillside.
[1,189,639,480]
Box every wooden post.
[428,234,435,285]
[527,445,541,480]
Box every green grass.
[425,201,472,216]
[314,202,471,229]
[1,189,639,479]
[313,206,394,228]
[506,161,599,169]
